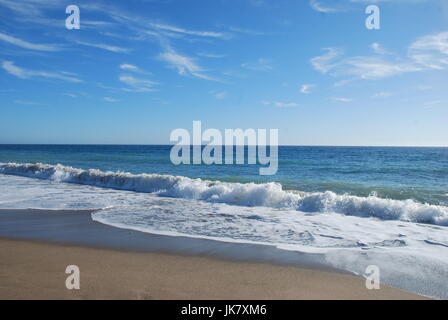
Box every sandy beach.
[0,238,426,300]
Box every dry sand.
[0,238,427,300]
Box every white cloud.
[408,31,448,70]
[159,46,218,81]
[64,92,89,98]
[334,79,354,87]
[300,84,315,94]
[213,91,227,99]
[371,42,390,55]
[262,101,299,108]
[150,23,227,39]
[198,52,226,58]
[275,102,299,108]
[372,92,393,98]
[0,0,61,24]
[332,97,352,102]
[312,31,448,82]
[160,49,200,75]
[75,41,130,53]
[308,0,430,15]
[119,64,139,71]
[119,75,158,92]
[0,32,59,51]
[103,97,120,102]
[2,61,82,82]
[311,48,342,73]
[340,56,420,79]
[311,48,419,80]
[309,0,341,13]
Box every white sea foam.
[1,162,448,225]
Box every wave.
[1,162,448,225]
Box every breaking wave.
[1,162,448,225]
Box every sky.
[0,0,447,146]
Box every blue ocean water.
[0,144,447,205]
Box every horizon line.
[0,143,447,148]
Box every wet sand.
[0,209,427,300]
[0,238,426,300]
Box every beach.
[0,208,427,300]
[0,238,425,300]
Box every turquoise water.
[0,144,447,205]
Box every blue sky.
[0,0,447,146]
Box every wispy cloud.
[159,46,219,81]
[103,97,120,102]
[150,23,228,39]
[339,56,420,79]
[372,92,393,98]
[198,52,226,58]
[0,32,60,52]
[275,102,299,107]
[262,101,299,108]
[371,42,390,55]
[0,0,61,21]
[300,84,315,94]
[309,0,342,13]
[312,31,448,81]
[408,31,448,70]
[75,41,130,53]
[119,74,158,92]
[311,48,342,73]
[119,63,150,74]
[63,92,90,98]
[119,64,140,72]
[2,61,82,82]
[212,91,227,99]
[311,48,418,80]
[332,97,353,102]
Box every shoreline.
[0,209,333,270]
[0,238,427,300]
[0,209,428,300]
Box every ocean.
[0,144,447,298]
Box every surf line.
[170,121,278,175]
